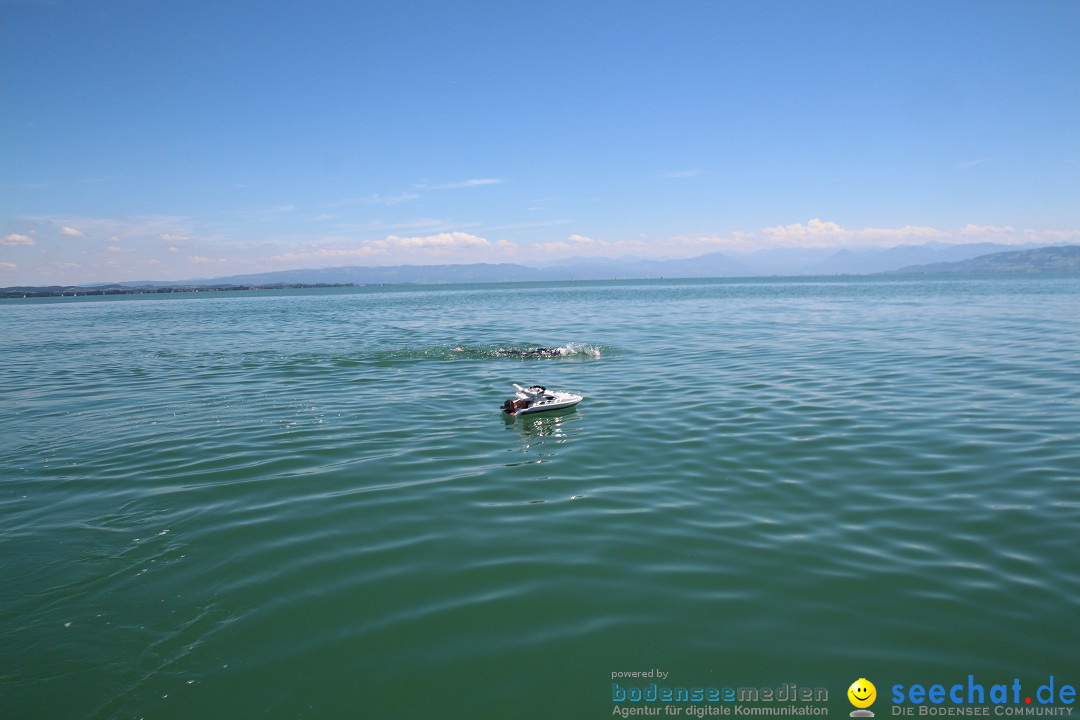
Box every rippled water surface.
[2,277,1079,718]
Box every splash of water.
[558,342,601,358]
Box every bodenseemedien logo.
[849,678,877,717]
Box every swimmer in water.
[501,347,565,358]
[453,346,567,357]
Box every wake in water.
[452,343,601,359]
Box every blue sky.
[2,0,1078,284]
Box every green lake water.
[2,276,1078,718]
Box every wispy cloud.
[960,224,1014,236]
[475,218,572,233]
[657,169,704,179]
[264,217,1077,271]
[1022,228,1080,242]
[0,262,16,270]
[271,231,514,265]
[324,179,499,210]
[15,215,196,245]
[533,233,613,254]
[369,192,422,206]
[417,178,503,190]
[326,192,421,208]
[953,158,993,170]
[2,233,36,246]
[8,207,1078,286]
[674,219,1072,255]
[325,217,457,235]
[383,232,495,250]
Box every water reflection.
[503,408,580,463]
[506,407,578,436]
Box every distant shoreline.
[0,282,356,299]
[4,265,1080,300]
[4,244,1075,297]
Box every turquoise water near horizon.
[2,276,1078,719]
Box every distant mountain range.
[176,242,1075,286]
[894,245,1080,274]
[4,243,1078,296]
[175,263,573,286]
[146,241,1073,286]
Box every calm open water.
[2,276,1078,719]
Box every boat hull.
[513,393,582,415]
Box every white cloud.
[265,219,1063,269]
[17,216,196,247]
[953,224,1080,245]
[657,219,1069,256]
[383,231,491,249]
[15,211,1066,284]
[532,240,572,253]
[533,233,613,254]
[0,262,16,270]
[754,218,947,249]
[568,234,603,245]
[860,225,947,240]
[761,218,847,241]
[960,224,1015,237]
[460,178,502,187]
[271,231,513,265]
[272,246,379,262]
[2,233,36,246]
[513,219,1048,262]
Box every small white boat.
[501,384,583,416]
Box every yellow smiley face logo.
[848,678,876,709]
